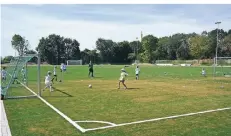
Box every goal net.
[1,54,40,99]
[67,60,82,65]
[213,57,231,77]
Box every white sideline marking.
[18,81,86,133]
[75,120,117,126]
[84,107,231,132]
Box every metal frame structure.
[4,53,41,99]
[213,56,231,77]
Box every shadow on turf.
[53,88,73,97]
[127,88,140,90]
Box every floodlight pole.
[215,21,221,66]
[136,37,139,61]
[37,53,41,96]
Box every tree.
[96,38,116,63]
[189,35,209,59]
[25,50,37,63]
[207,29,227,58]
[115,41,133,63]
[64,38,81,60]
[220,34,231,57]
[81,49,91,64]
[129,40,142,58]
[156,37,169,60]
[228,29,231,35]
[168,33,187,60]
[2,56,14,64]
[141,35,158,62]
[11,34,29,56]
[176,39,190,60]
[37,34,80,64]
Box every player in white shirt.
[118,68,128,89]
[1,67,7,81]
[135,65,140,80]
[201,68,206,77]
[52,66,58,83]
[21,67,26,81]
[43,71,53,92]
[60,63,64,72]
[63,64,67,72]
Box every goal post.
[213,57,231,77]
[67,60,82,65]
[1,54,41,100]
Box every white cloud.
[1,5,231,57]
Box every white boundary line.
[84,107,231,132]
[18,81,86,133]
[75,120,117,126]
[15,81,231,133]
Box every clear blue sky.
[1,4,231,57]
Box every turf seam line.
[84,107,231,132]
[17,80,86,133]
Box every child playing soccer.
[63,64,67,72]
[12,72,19,84]
[21,67,26,82]
[118,68,128,89]
[43,71,53,92]
[201,68,206,77]
[52,66,58,83]
[135,65,140,80]
[1,67,7,81]
[60,63,64,72]
[88,61,94,77]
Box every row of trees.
[3,29,231,64]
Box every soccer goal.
[213,57,231,77]
[1,54,41,99]
[67,60,82,65]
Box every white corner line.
[18,81,86,133]
[75,120,117,126]
[84,107,231,132]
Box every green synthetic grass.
[3,65,231,136]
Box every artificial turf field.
[3,65,231,136]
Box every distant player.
[201,68,206,77]
[21,67,26,82]
[1,67,7,81]
[52,66,58,83]
[63,64,67,72]
[12,72,19,84]
[60,63,64,72]
[43,71,53,92]
[118,68,128,89]
[135,65,140,80]
[88,61,94,77]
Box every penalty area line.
[84,107,231,132]
[17,80,86,133]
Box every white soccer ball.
[88,84,92,88]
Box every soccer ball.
[88,84,92,88]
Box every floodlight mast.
[136,37,139,60]
[215,21,221,66]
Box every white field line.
[75,120,117,126]
[84,107,231,132]
[17,80,86,133]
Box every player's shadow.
[53,88,73,97]
[126,88,140,90]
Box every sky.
[1,4,231,57]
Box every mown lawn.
[4,65,231,136]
